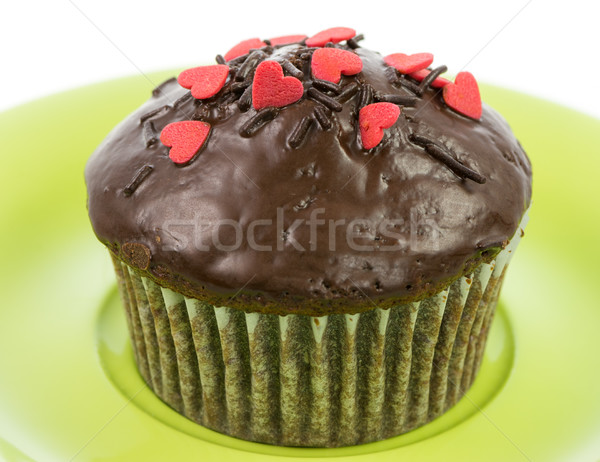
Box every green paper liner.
[110,214,526,447]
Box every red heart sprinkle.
[311,48,363,84]
[224,38,266,61]
[305,27,356,47]
[408,69,451,88]
[160,121,211,164]
[177,65,229,99]
[268,34,308,46]
[384,53,434,74]
[359,103,401,150]
[443,71,482,120]
[252,60,304,110]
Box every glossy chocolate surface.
[85,43,532,315]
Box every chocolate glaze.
[85,43,532,316]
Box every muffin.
[85,27,532,447]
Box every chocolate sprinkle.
[239,107,279,137]
[237,85,253,112]
[281,59,304,79]
[289,116,314,148]
[336,82,359,103]
[374,93,418,107]
[346,33,364,49]
[143,120,157,147]
[396,77,421,95]
[418,65,448,94]
[221,91,240,105]
[139,104,170,123]
[313,106,332,130]
[215,54,226,65]
[173,92,193,108]
[227,53,249,67]
[152,77,177,97]
[123,165,154,197]
[312,79,341,94]
[307,88,343,112]
[236,50,267,82]
[410,134,487,184]
[273,38,306,48]
[227,67,238,81]
[357,83,374,110]
[248,47,272,55]
[384,66,399,84]
[230,80,252,94]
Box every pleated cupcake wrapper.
[111,212,527,447]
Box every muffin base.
[110,219,525,447]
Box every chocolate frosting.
[85,42,532,316]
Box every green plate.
[1,73,599,462]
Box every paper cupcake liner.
[110,214,527,447]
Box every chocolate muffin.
[85,27,532,447]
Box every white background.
[1,0,599,119]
